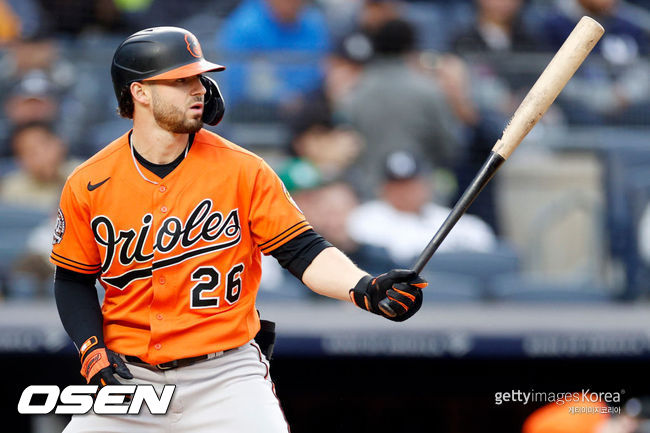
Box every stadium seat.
[0,202,50,278]
[622,167,650,299]
[490,273,613,303]
[421,243,520,298]
[419,271,483,303]
[0,157,17,177]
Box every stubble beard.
[151,92,203,134]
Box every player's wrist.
[78,336,109,383]
[79,336,104,361]
[349,274,375,313]
[80,347,111,384]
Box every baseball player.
[51,26,427,432]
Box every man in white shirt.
[348,150,497,266]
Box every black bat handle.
[412,151,506,274]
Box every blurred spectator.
[318,0,402,65]
[318,0,363,44]
[297,0,402,56]
[419,53,507,233]
[281,99,363,186]
[0,121,78,210]
[453,0,541,53]
[294,180,398,276]
[1,57,91,157]
[3,0,46,40]
[0,0,21,42]
[2,70,58,123]
[543,0,650,124]
[215,0,331,111]
[1,70,59,156]
[284,29,371,128]
[324,31,372,101]
[545,0,649,56]
[7,215,57,299]
[0,0,44,42]
[347,150,496,266]
[0,37,66,83]
[336,18,461,198]
[443,0,566,231]
[357,0,402,35]
[450,0,547,118]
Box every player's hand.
[349,270,427,322]
[80,347,133,387]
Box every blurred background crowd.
[0,0,649,304]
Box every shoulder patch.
[53,208,65,245]
[282,182,303,214]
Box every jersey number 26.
[189,264,244,309]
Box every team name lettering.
[91,199,241,289]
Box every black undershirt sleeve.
[54,266,105,350]
[269,229,333,280]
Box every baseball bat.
[378,17,605,317]
[412,16,604,275]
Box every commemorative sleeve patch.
[53,208,65,245]
[282,182,303,214]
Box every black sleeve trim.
[259,220,311,254]
[269,229,332,280]
[55,266,98,284]
[50,252,101,272]
[54,266,104,351]
[258,222,302,248]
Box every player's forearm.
[301,247,368,301]
[54,268,105,350]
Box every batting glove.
[79,336,133,387]
[350,270,427,321]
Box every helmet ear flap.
[200,75,225,126]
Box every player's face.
[147,75,206,134]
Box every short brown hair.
[117,86,134,119]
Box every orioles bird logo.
[185,34,202,58]
[53,208,65,245]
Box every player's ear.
[130,82,150,106]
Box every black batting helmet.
[111,26,226,125]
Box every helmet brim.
[142,59,225,81]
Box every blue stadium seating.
[0,202,51,296]
[490,273,613,303]
[421,243,520,299]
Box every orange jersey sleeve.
[249,159,311,254]
[50,179,102,274]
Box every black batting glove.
[79,336,133,388]
[349,269,427,322]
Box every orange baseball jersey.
[50,128,311,364]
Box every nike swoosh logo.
[87,177,110,191]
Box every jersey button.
[158,277,166,285]
[161,206,168,213]
[154,344,162,350]
[159,185,167,193]
[156,313,163,320]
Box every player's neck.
[131,127,189,165]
